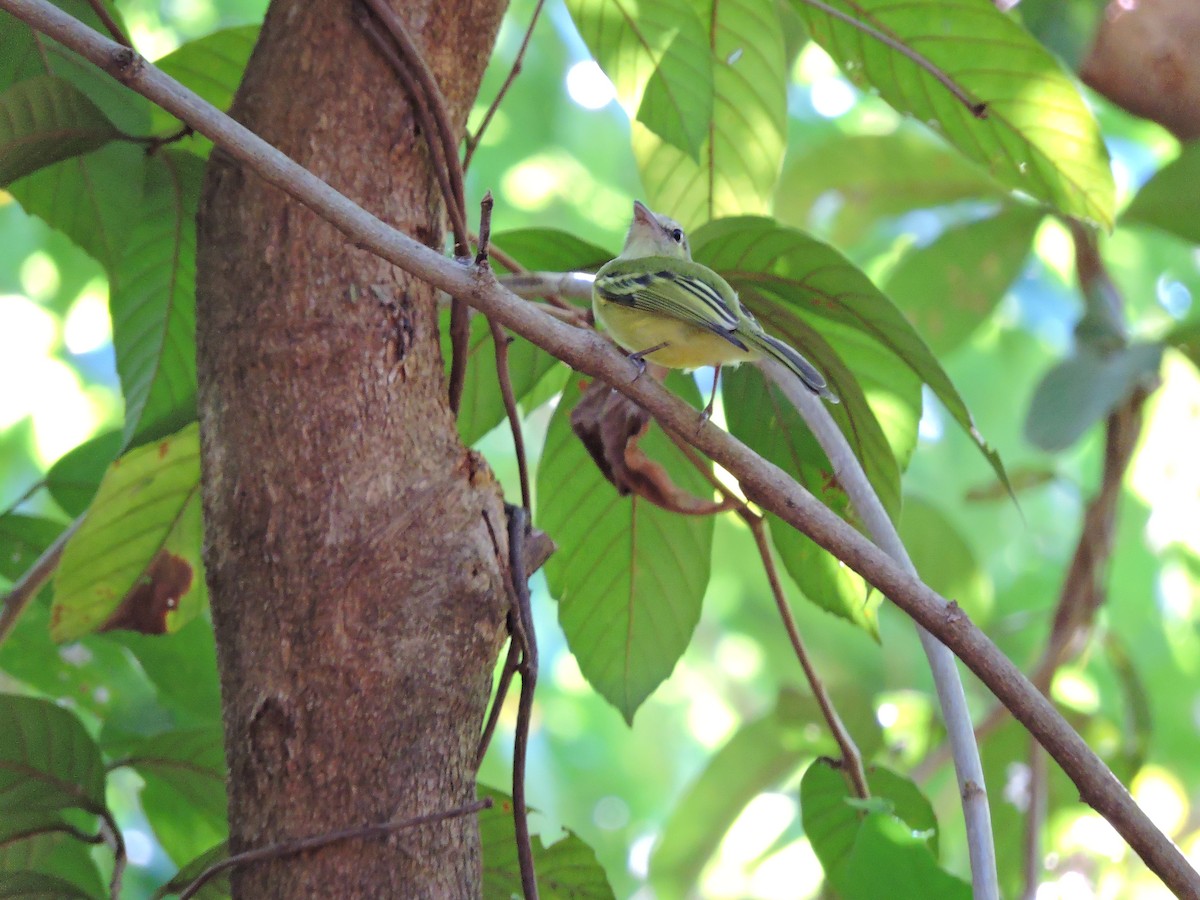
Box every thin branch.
[463,0,547,171]
[662,426,868,797]
[507,507,539,900]
[0,515,82,646]
[176,800,491,900]
[499,270,593,305]
[762,362,999,900]
[746,513,870,799]
[98,807,125,900]
[13,6,1192,891]
[795,0,987,118]
[84,0,128,46]
[475,626,520,768]
[1022,737,1048,900]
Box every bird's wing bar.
[595,269,748,349]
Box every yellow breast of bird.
[594,299,757,369]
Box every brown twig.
[488,245,581,313]
[0,515,82,646]
[507,507,539,900]
[796,0,987,118]
[175,799,491,900]
[475,626,520,767]
[98,807,126,900]
[475,190,495,267]
[662,428,869,799]
[84,0,128,46]
[20,7,1194,890]
[463,0,547,171]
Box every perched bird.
[593,201,835,414]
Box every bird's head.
[619,200,692,261]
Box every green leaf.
[790,0,1115,228]
[0,870,100,899]
[692,217,1008,494]
[650,691,825,892]
[8,140,145,273]
[776,130,1008,246]
[111,150,202,446]
[0,2,148,134]
[565,0,713,160]
[0,695,106,816]
[632,0,788,228]
[51,422,204,642]
[721,365,882,634]
[0,75,121,186]
[152,842,229,900]
[45,431,122,518]
[0,515,64,583]
[1024,343,1162,452]
[538,375,713,722]
[490,227,613,275]
[0,812,106,899]
[885,207,1044,356]
[478,787,613,899]
[836,814,971,899]
[801,759,964,898]
[113,726,227,865]
[150,26,259,138]
[1,1,148,270]
[1122,142,1200,245]
[898,497,992,621]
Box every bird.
[592,200,835,416]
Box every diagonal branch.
[5,3,1195,893]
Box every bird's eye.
[670,228,683,243]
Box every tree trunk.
[195,1,508,895]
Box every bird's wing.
[594,266,748,349]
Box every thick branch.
[5,2,1195,893]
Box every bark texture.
[195,1,508,896]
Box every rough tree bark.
[195,1,508,895]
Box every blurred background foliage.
[2,0,1200,897]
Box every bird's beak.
[632,200,655,226]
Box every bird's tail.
[744,330,838,403]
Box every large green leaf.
[632,0,788,228]
[650,691,826,892]
[565,0,713,160]
[722,364,882,634]
[538,375,713,722]
[692,217,1007,492]
[800,758,967,898]
[0,811,106,899]
[0,695,105,816]
[790,0,1114,227]
[111,726,227,865]
[885,206,1044,356]
[111,150,202,446]
[478,787,613,898]
[8,141,145,274]
[51,422,204,642]
[0,75,121,186]
[1,1,148,270]
[1121,142,1200,245]
[776,129,1009,246]
[0,870,100,899]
